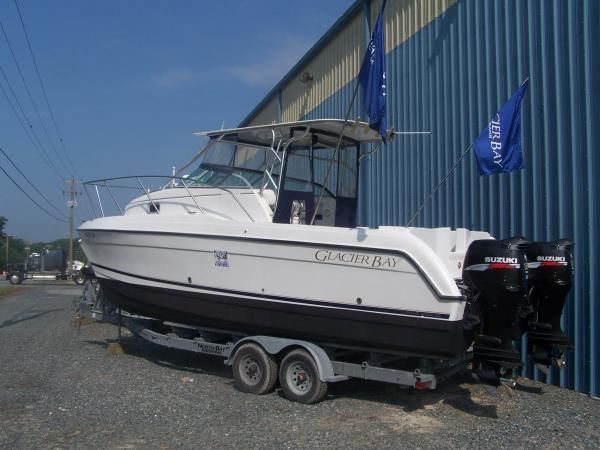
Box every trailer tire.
[8,273,22,285]
[232,343,278,395]
[73,272,86,285]
[279,349,328,404]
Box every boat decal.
[314,249,402,269]
[465,262,521,271]
[213,250,229,268]
[91,262,451,320]
[528,255,568,269]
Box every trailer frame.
[76,280,470,403]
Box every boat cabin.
[86,120,383,227]
[181,120,382,227]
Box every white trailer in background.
[5,250,85,285]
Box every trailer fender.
[226,336,345,383]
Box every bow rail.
[83,175,255,222]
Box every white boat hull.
[79,217,489,358]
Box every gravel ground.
[0,285,598,449]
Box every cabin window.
[149,202,160,213]
[283,149,312,192]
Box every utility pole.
[63,177,79,274]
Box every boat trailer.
[76,279,470,404]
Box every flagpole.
[406,144,473,227]
[310,0,388,225]
[407,78,529,227]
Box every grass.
[0,285,17,299]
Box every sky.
[0,0,353,241]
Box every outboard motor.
[462,237,528,383]
[523,240,573,370]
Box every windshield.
[183,140,276,189]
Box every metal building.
[240,0,599,396]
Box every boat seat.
[273,190,314,224]
[261,189,276,208]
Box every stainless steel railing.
[83,175,255,222]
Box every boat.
[78,119,573,381]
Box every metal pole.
[118,308,122,343]
[406,144,473,227]
[68,190,73,272]
[64,177,78,275]
[94,185,105,217]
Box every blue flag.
[473,79,529,176]
[359,0,387,143]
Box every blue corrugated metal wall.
[302,0,600,396]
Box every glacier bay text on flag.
[473,79,529,176]
[359,0,387,143]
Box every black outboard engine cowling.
[523,240,573,368]
[462,237,528,382]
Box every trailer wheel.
[279,349,328,404]
[8,273,22,285]
[232,343,278,395]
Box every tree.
[0,216,6,256]
[6,238,26,266]
[1,216,7,270]
[29,238,86,263]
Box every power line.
[0,15,71,176]
[0,67,64,180]
[0,161,67,223]
[0,145,67,218]
[0,70,49,165]
[12,0,79,177]
[77,190,95,221]
[0,64,63,179]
